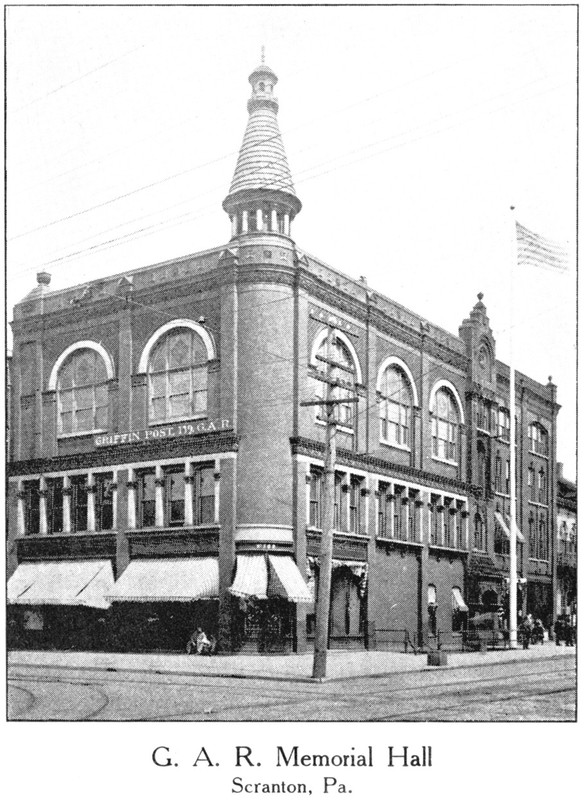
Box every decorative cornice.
[291,436,475,496]
[8,432,240,477]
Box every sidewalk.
[8,641,574,682]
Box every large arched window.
[57,348,109,434]
[148,328,208,423]
[311,332,357,428]
[378,365,413,447]
[431,386,460,462]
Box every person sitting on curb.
[186,627,216,655]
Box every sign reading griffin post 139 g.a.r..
[94,418,233,447]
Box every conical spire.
[223,60,301,240]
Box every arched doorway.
[329,566,365,648]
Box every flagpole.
[508,206,518,649]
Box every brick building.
[7,62,560,653]
[556,464,577,623]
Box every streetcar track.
[371,684,576,721]
[9,683,38,713]
[8,663,576,722]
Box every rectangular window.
[505,460,510,495]
[23,479,40,535]
[430,495,441,545]
[70,475,88,532]
[407,491,418,542]
[333,474,344,531]
[498,408,510,440]
[377,482,390,537]
[444,500,453,547]
[95,473,114,531]
[46,477,63,535]
[494,458,502,493]
[309,470,323,529]
[193,464,215,525]
[164,467,185,527]
[349,477,362,534]
[137,470,156,528]
[393,486,403,540]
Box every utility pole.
[300,324,359,680]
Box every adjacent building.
[556,464,577,624]
[7,61,561,653]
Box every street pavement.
[8,643,575,721]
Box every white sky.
[5,5,577,478]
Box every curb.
[8,649,572,685]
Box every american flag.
[516,221,569,272]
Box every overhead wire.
[9,74,571,280]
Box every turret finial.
[261,45,265,64]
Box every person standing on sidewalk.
[553,616,565,647]
[520,617,532,649]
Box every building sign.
[95,418,233,447]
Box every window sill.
[58,429,108,439]
[306,526,369,540]
[19,530,117,539]
[148,414,208,427]
[429,543,469,554]
[128,524,219,535]
[528,500,549,508]
[376,536,423,548]
[431,456,458,467]
[528,450,549,460]
[315,418,354,435]
[528,557,550,564]
[379,439,411,453]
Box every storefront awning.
[8,560,114,610]
[107,558,218,602]
[268,555,312,603]
[230,555,312,603]
[451,587,469,612]
[495,512,525,543]
[230,555,268,599]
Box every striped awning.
[8,561,114,610]
[495,512,525,543]
[268,555,312,603]
[107,558,218,602]
[230,555,311,603]
[451,587,469,613]
[230,555,268,599]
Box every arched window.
[528,423,548,456]
[538,514,548,560]
[474,513,485,551]
[57,348,109,434]
[431,387,460,462]
[312,333,357,428]
[148,328,208,423]
[477,442,488,492]
[379,366,412,447]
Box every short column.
[87,474,96,533]
[155,466,165,527]
[184,461,194,527]
[256,208,263,231]
[231,215,237,237]
[241,210,249,233]
[271,207,278,232]
[284,212,290,235]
